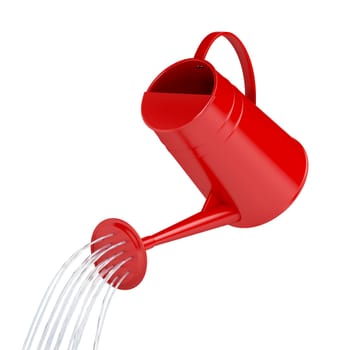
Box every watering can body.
[142,33,308,228]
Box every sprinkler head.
[91,219,147,290]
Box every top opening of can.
[142,59,215,131]
[149,59,214,95]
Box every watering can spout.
[142,203,240,250]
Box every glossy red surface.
[92,32,308,289]
[142,31,308,228]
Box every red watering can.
[91,32,308,289]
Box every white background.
[1,1,349,349]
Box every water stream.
[22,235,130,350]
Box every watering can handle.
[194,31,256,104]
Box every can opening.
[142,60,214,130]
[149,60,214,94]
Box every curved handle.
[194,31,256,104]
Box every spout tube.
[142,205,240,250]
